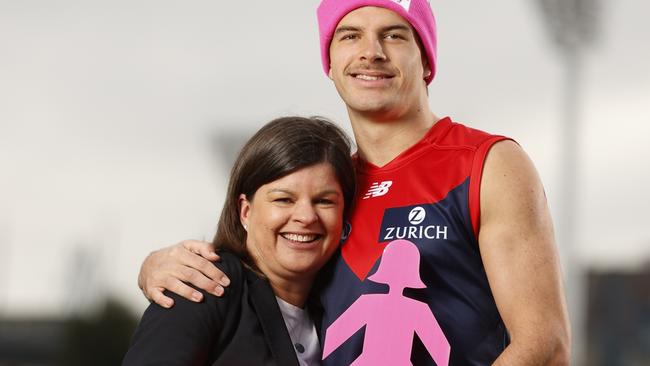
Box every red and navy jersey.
[320,117,511,365]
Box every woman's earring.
[243,224,248,231]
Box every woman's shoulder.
[156,250,245,311]
[203,250,248,304]
[124,252,246,364]
[213,250,245,281]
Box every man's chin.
[346,101,396,116]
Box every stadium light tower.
[534,0,601,365]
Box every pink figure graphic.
[322,239,450,365]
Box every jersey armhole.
[469,136,513,238]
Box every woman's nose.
[292,201,318,225]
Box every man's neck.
[348,108,439,167]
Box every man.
[137,0,571,364]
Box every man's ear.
[239,193,250,229]
[420,44,431,79]
[423,58,431,79]
[328,67,334,80]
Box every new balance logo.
[363,181,393,199]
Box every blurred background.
[0,0,648,365]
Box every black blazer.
[122,252,310,366]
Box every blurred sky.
[1,0,648,328]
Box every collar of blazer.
[246,271,302,366]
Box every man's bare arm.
[138,240,230,308]
[479,140,571,365]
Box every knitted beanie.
[317,0,437,84]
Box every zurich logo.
[408,206,426,225]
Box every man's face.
[328,6,430,117]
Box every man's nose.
[360,37,387,62]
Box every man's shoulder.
[435,117,509,149]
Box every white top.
[275,296,321,366]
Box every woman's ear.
[239,193,250,231]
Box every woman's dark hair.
[213,116,355,271]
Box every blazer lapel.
[247,272,301,366]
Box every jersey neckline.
[355,116,453,174]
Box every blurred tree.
[56,297,137,366]
[586,266,650,366]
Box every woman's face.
[239,162,344,283]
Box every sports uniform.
[320,117,511,365]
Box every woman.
[122,116,355,366]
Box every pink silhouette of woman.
[322,239,450,365]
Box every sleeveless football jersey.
[320,117,511,365]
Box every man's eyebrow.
[334,25,362,34]
[334,24,412,35]
[380,24,412,33]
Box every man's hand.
[138,240,230,308]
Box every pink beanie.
[317,0,437,84]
